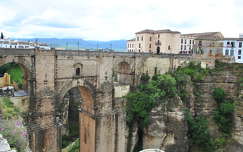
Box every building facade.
[180,32,224,57]
[127,29,225,56]
[222,38,243,63]
[127,29,181,54]
[180,35,195,54]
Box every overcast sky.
[0,0,242,41]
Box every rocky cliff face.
[0,134,16,152]
[128,63,243,152]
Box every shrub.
[213,102,235,135]
[212,88,226,103]
[0,97,21,119]
[184,110,215,152]
[0,120,28,152]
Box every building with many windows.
[181,32,224,57]
[127,29,224,56]
[127,29,181,54]
[180,34,195,54]
[222,38,243,63]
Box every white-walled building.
[222,38,243,63]
[180,35,195,54]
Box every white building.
[180,34,195,54]
[0,39,50,50]
[222,38,243,63]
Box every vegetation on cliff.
[125,62,207,152]
[62,138,80,152]
[126,61,238,152]
[0,97,20,119]
[0,97,29,152]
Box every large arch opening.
[0,62,29,96]
[61,86,95,152]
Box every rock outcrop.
[0,134,16,152]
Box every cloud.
[0,0,242,40]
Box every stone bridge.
[0,48,213,152]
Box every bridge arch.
[0,61,31,93]
[58,80,96,152]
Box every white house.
[222,38,243,63]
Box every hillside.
[13,38,127,51]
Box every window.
[168,45,171,50]
[239,42,242,48]
[238,56,241,59]
[137,37,139,41]
[231,42,235,47]
[139,43,141,48]
[225,49,229,56]
[227,41,230,45]
[230,49,234,56]
[198,41,202,46]
[181,39,183,44]
[181,45,183,50]
[141,36,143,41]
[190,40,191,44]
[76,68,80,76]
[184,39,187,44]
[209,50,212,55]
[150,37,152,41]
[238,50,242,55]
[158,34,160,38]
[184,45,186,50]
[149,44,151,48]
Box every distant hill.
[13,38,127,52]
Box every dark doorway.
[156,47,160,54]
[76,68,81,76]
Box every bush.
[0,120,28,152]
[0,97,21,119]
[213,102,235,135]
[212,88,235,136]
[184,110,215,152]
[212,88,226,103]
